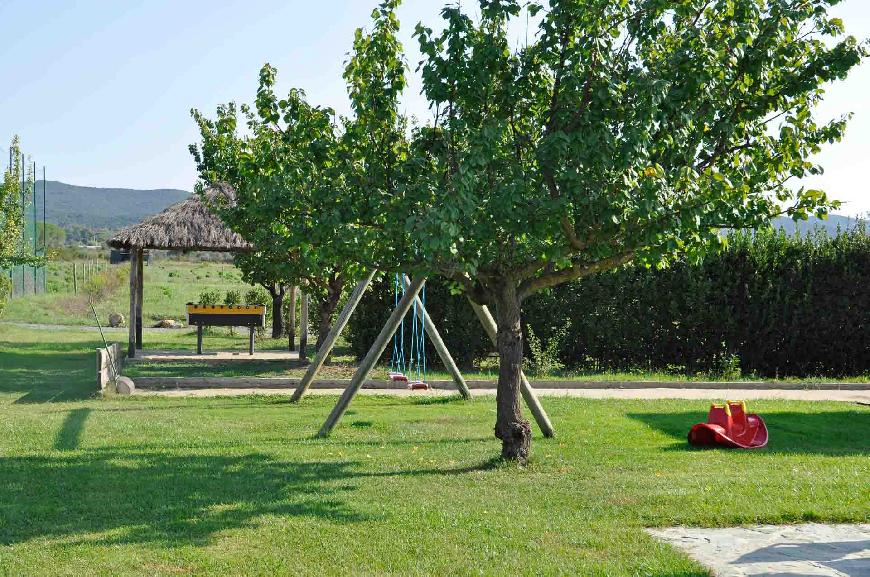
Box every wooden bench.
[186,304,266,355]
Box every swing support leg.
[468,299,555,438]
[318,277,427,437]
[291,270,377,402]
[403,275,471,398]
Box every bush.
[525,322,570,376]
[245,286,270,306]
[224,289,241,306]
[198,289,221,305]
[83,268,125,302]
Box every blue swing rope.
[391,274,406,374]
[390,273,428,384]
[409,281,427,384]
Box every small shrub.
[198,289,221,305]
[525,321,570,376]
[83,268,125,302]
[224,289,241,306]
[706,345,742,380]
[245,286,269,306]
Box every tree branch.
[518,251,635,299]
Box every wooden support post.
[402,275,471,399]
[468,300,555,438]
[299,292,309,361]
[291,270,376,402]
[135,248,144,350]
[318,277,427,437]
[73,262,78,293]
[127,251,138,359]
[248,326,255,355]
[197,325,203,354]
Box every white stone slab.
[648,524,870,576]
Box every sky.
[0,0,867,216]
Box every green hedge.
[346,226,869,377]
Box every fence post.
[73,263,78,293]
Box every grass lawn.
[0,323,868,575]
[3,259,251,326]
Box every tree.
[1,137,31,269]
[37,222,66,248]
[322,0,865,461]
[190,71,362,351]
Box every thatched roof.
[107,183,251,252]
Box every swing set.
[288,271,555,439]
[388,274,430,390]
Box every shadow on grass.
[0,341,99,404]
[0,450,366,547]
[628,410,870,455]
[54,408,92,450]
[0,449,500,548]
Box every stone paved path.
[648,524,870,576]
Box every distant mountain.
[39,180,189,232]
[770,214,866,236]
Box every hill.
[40,180,189,231]
[36,181,189,244]
[770,214,866,236]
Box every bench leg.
[249,326,255,355]
[197,324,203,355]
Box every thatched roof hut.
[108,183,252,358]
[107,183,251,252]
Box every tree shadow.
[0,448,502,548]
[0,450,366,547]
[54,408,91,450]
[628,410,870,456]
[0,343,97,403]
[736,539,869,576]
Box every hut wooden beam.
[135,248,143,350]
[127,249,139,358]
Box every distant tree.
[190,75,362,350]
[319,0,865,461]
[37,222,66,248]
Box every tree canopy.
[319,0,866,460]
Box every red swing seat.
[688,401,768,449]
[408,381,429,391]
[388,372,409,383]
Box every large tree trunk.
[493,281,531,462]
[267,284,286,339]
[287,286,297,352]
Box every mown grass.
[0,323,868,576]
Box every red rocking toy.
[688,401,768,449]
